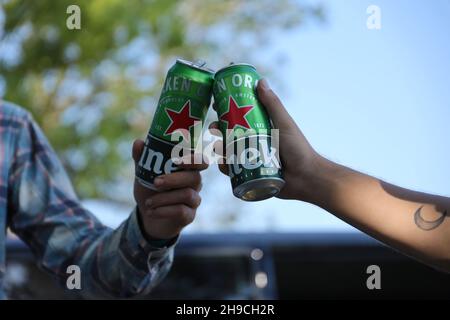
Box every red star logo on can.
[220,96,254,130]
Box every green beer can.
[213,63,285,201]
[136,59,214,189]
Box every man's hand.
[132,139,207,240]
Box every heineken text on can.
[136,59,214,189]
[213,63,285,201]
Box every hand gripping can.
[213,63,285,201]
[136,59,214,189]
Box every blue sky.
[187,0,450,233]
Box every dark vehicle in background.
[5,232,450,299]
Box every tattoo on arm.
[414,206,448,231]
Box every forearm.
[305,156,450,272]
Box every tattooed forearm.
[414,206,448,231]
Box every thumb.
[257,79,298,131]
[132,139,145,163]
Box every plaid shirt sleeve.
[7,110,174,298]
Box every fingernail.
[259,78,270,90]
[154,178,164,186]
[145,198,152,207]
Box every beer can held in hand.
[136,59,214,190]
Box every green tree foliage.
[0,0,324,200]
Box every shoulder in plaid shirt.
[0,101,174,299]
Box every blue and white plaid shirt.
[0,101,174,299]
